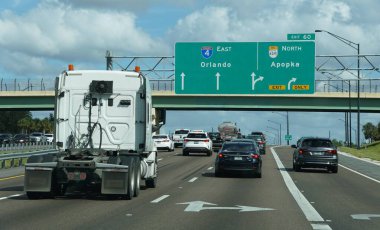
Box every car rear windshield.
[153,135,168,139]
[208,133,220,138]
[302,139,333,148]
[246,135,262,141]
[175,130,190,134]
[187,133,207,138]
[222,143,255,152]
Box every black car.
[0,133,13,144]
[208,132,223,150]
[292,137,338,173]
[246,134,266,154]
[215,141,262,178]
[13,134,30,144]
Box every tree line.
[0,111,54,134]
[362,122,380,143]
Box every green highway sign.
[175,42,315,94]
[287,33,315,41]
[285,134,292,141]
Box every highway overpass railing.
[2,78,380,93]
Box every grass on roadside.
[339,142,380,161]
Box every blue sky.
[1,0,380,144]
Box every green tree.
[0,111,31,133]
[363,122,377,142]
[17,116,33,134]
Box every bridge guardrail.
[0,149,58,170]
[2,78,380,93]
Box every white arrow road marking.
[288,77,297,90]
[177,201,275,212]
[311,223,332,230]
[215,72,220,90]
[181,72,185,90]
[251,72,264,90]
[351,214,380,220]
[207,167,214,170]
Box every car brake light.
[203,139,209,142]
[251,154,259,159]
[218,153,224,158]
[184,139,188,143]
[327,149,337,154]
[298,149,304,154]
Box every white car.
[153,134,174,152]
[182,131,212,156]
[45,134,54,143]
[29,132,48,143]
[172,129,190,147]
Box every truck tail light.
[218,153,224,158]
[299,149,304,154]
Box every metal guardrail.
[0,146,57,170]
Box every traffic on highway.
[1,133,379,230]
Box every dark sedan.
[13,134,30,144]
[215,141,262,178]
[208,132,223,150]
[292,137,338,173]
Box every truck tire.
[26,192,41,199]
[146,177,157,188]
[120,156,136,200]
[134,158,141,197]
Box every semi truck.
[24,67,164,199]
[218,121,240,141]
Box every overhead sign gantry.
[175,42,315,94]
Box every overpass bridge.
[0,90,380,112]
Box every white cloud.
[0,0,170,76]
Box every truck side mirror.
[157,109,166,125]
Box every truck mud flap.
[101,169,129,194]
[24,167,53,192]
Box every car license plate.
[234,156,243,160]
[312,152,323,155]
[194,141,199,144]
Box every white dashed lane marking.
[151,195,170,203]
[188,177,198,183]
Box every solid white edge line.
[0,193,23,201]
[339,164,380,184]
[270,147,325,222]
[157,158,163,162]
[150,195,170,203]
[188,177,198,183]
[207,167,214,170]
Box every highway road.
[0,146,379,230]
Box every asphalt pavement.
[0,147,379,230]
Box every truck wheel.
[145,177,157,188]
[182,151,189,156]
[123,158,136,200]
[134,159,141,197]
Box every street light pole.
[267,126,280,145]
[268,120,281,145]
[272,112,289,145]
[315,29,360,149]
